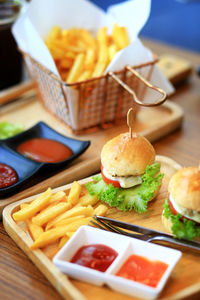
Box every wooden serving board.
[0,82,184,215]
[3,155,200,300]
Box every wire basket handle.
[109,65,167,107]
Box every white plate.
[53,225,182,299]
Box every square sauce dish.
[0,122,90,196]
[53,225,182,299]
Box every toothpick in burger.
[162,166,200,240]
[86,132,164,213]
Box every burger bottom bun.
[161,211,173,234]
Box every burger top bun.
[101,133,155,177]
[168,167,200,212]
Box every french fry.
[92,44,108,78]
[47,44,66,60]
[66,232,75,238]
[92,61,106,78]
[30,217,91,249]
[46,205,94,230]
[52,215,85,228]
[20,203,29,210]
[46,25,61,41]
[84,48,95,70]
[77,70,92,82]
[26,219,44,241]
[42,241,60,260]
[108,43,117,62]
[45,24,130,82]
[94,204,108,216]
[58,236,70,249]
[66,53,85,84]
[76,193,98,207]
[58,232,75,249]
[59,58,74,69]
[13,188,52,222]
[32,202,71,226]
[67,181,82,205]
[112,23,130,50]
[97,26,108,45]
[79,29,97,50]
[49,191,67,204]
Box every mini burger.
[162,166,200,240]
[86,132,163,213]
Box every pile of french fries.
[12,181,108,260]
[45,23,130,83]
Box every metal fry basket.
[22,51,167,134]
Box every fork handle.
[148,235,200,252]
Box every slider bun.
[101,133,155,176]
[161,211,173,234]
[168,167,200,212]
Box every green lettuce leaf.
[86,163,163,213]
[163,199,200,240]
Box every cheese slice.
[169,194,200,223]
[103,168,142,188]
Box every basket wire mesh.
[22,51,166,134]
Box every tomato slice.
[101,165,121,188]
[168,195,178,216]
[168,195,199,224]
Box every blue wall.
[91,0,200,53]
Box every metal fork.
[90,215,200,252]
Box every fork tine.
[89,220,107,231]
[92,216,141,238]
[94,215,159,235]
[91,218,120,234]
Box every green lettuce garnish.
[86,162,163,213]
[0,122,23,139]
[163,199,200,240]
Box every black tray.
[0,122,90,197]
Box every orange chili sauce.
[17,138,73,163]
[116,254,168,288]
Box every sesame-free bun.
[101,132,155,176]
[168,167,200,212]
[161,211,173,234]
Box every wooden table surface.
[0,39,200,300]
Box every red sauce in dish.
[0,163,18,189]
[116,254,168,288]
[17,138,73,163]
[70,244,118,272]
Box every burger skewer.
[127,108,134,139]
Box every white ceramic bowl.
[53,225,182,299]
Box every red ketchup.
[116,254,168,288]
[0,163,18,189]
[70,244,118,272]
[17,138,73,163]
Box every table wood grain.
[0,39,200,300]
